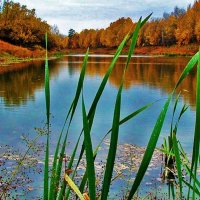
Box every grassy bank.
[66,44,199,56]
[1,39,199,66]
[0,40,64,65]
[0,40,46,65]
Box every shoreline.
[65,44,198,57]
[0,44,198,66]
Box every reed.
[42,17,200,200]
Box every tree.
[160,16,177,46]
[0,1,67,49]
[51,24,59,35]
[171,6,186,18]
[175,5,195,45]
[194,0,200,42]
[143,20,162,46]
[68,28,75,38]
[0,0,6,12]
[163,12,170,19]
[69,33,79,49]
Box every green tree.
[68,28,75,38]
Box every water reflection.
[0,54,196,198]
[0,55,196,108]
[66,55,196,107]
[0,60,64,106]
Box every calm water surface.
[0,55,197,198]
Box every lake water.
[0,55,197,198]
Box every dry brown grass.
[0,40,45,59]
[134,44,199,56]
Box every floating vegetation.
[0,141,43,199]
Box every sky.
[14,0,193,35]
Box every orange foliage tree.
[0,1,67,50]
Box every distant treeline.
[0,1,199,50]
[69,1,200,48]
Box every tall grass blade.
[64,135,82,199]
[178,104,188,122]
[101,17,143,199]
[82,95,96,200]
[183,164,200,188]
[87,14,150,125]
[69,16,152,184]
[178,141,190,164]
[48,104,73,199]
[183,179,200,196]
[125,17,141,70]
[69,48,89,125]
[101,84,122,200]
[170,93,180,136]
[44,138,49,200]
[57,135,82,200]
[119,102,155,126]
[172,133,182,197]
[44,32,50,200]
[177,142,200,197]
[127,13,152,42]
[79,102,155,193]
[87,35,128,124]
[64,174,85,200]
[45,34,50,126]
[62,32,130,199]
[49,49,89,199]
[127,95,172,199]
[170,183,175,200]
[174,52,199,89]
[190,47,200,199]
[140,13,152,27]
[79,171,87,194]
[127,51,199,199]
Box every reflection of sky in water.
[1,56,195,149]
[0,55,196,198]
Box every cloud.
[14,0,193,34]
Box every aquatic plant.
[42,12,200,199]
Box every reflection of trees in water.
[66,56,196,107]
[0,60,62,106]
[0,56,197,107]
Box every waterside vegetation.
[0,1,200,200]
[0,0,200,65]
[41,17,200,199]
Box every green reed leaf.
[172,133,182,197]
[190,47,200,199]
[128,94,172,199]
[51,50,89,200]
[79,102,155,193]
[101,84,122,200]
[64,32,130,199]
[128,50,199,199]
[44,32,50,200]
[82,95,96,200]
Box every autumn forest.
[0,1,200,51]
